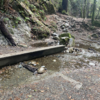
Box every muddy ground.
[0,14,100,100]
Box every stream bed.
[0,41,100,90]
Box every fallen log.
[23,64,37,73]
[0,21,16,46]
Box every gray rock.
[51,33,58,37]
[68,26,72,29]
[60,25,65,29]
[29,61,37,66]
[61,37,69,40]
[52,36,59,40]
[18,64,23,68]
[89,62,95,66]
[64,23,69,27]
[63,28,68,32]
[66,47,74,53]
[68,38,75,47]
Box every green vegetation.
[62,10,67,14]
[59,33,75,39]
[93,20,100,27]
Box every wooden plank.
[0,45,65,67]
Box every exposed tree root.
[0,21,16,46]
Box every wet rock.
[37,66,47,74]
[18,64,23,68]
[29,61,37,66]
[89,62,95,66]
[52,36,59,40]
[64,23,69,27]
[53,59,56,62]
[60,25,65,29]
[88,48,97,53]
[60,37,69,45]
[71,24,76,28]
[51,33,58,37]
[63,28,68,32]
[75,44,80,47]
[68,26,72,29]
[66,47,74,53]
[68,38,75,47]
[74,48,80,52]
[47,41,54,45]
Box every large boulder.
[59,33,75,46]
[42,1,55,14]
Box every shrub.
[93,20,100,27]
[62,10,67,14]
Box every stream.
[0,41,100,90]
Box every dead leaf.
[69,96,71,99]
[41,90,44,93]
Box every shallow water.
[0,42,100,90]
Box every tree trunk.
[92,0,96,25]
[83,0,87,18]
[62,0,68,12]
[0,21,16,46]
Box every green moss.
[45,1,55,14]
[59,33,75,39]
[42,33,48,38]
[44,17,47,21]
[50,21,57,29]
[51,27,56,32]
[4,18,9,23]
[25,17,30,22]
[35,13,42,20]
[43,4,47,11]
[59,37,69,45]
[39,10,45,19]
[59,33,75,45]
[13,16,22,27]
[62,10,68,15]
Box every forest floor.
[0,13,100,100]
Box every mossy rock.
[60,37,69,45]
[59,33,75,46]
[43,1,55,14]
[91,34,98,38]
[59,33,75,39]
[32,26,50,38]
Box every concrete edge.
[0,45,65,67]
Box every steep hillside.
[0,0,57,46]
